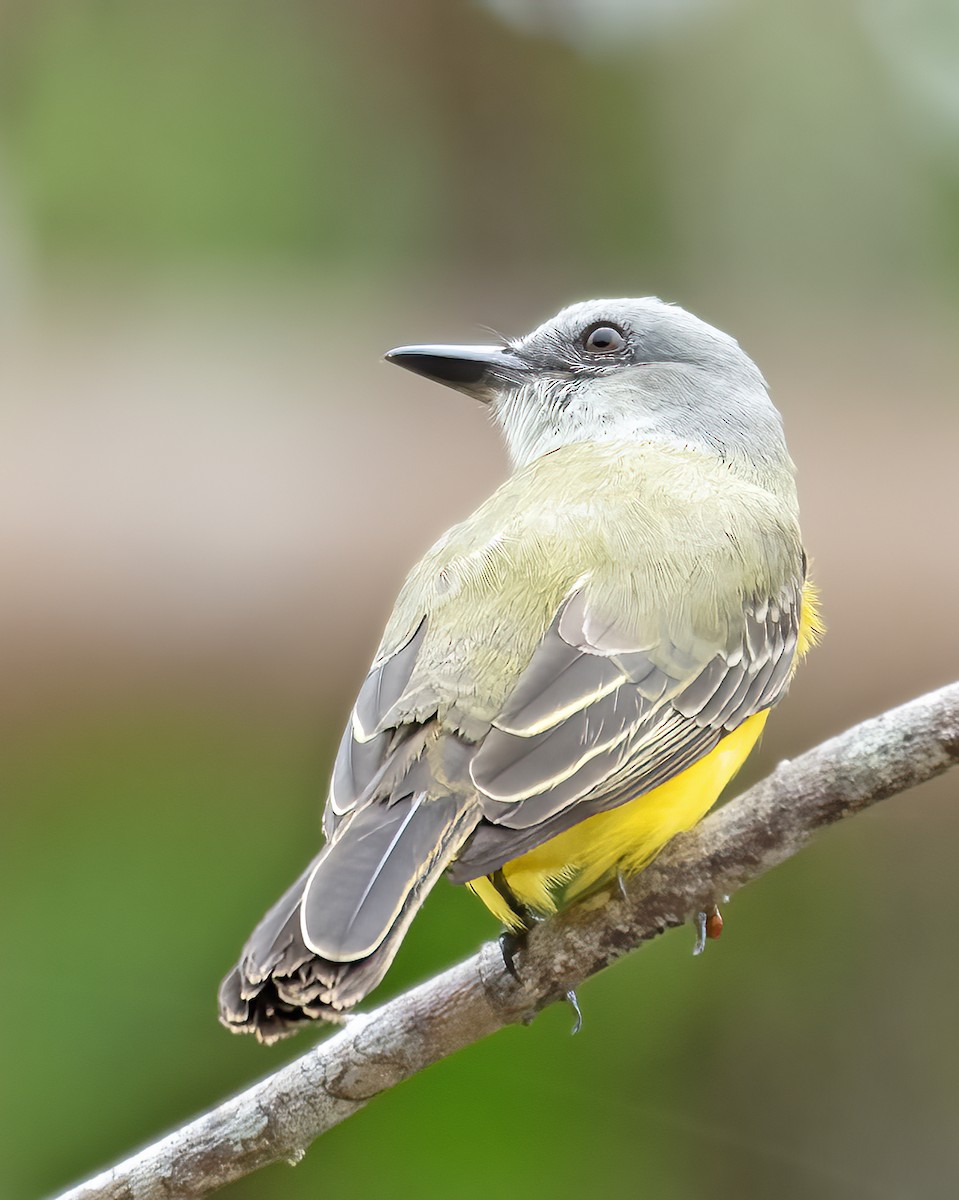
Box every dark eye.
[583,323,626,355]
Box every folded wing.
[449,581,801,878]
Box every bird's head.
[386,298,792,485]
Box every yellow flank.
[468,711,769,926]
[467,581,822,928]
[796,580,824,657]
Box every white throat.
[493,377,666,470]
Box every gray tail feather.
[218,792,478,1043]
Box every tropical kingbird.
[219,298,820,1043]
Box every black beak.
[385,343,530,401]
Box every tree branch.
[54,683,959,1200]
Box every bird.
[218,297,821,1043]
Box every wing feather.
[459,582,803,868]
[324,618,430,835]
[352,617,428,740]
[322,575,804,889]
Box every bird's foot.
[566,989,583,1035]
[692,904,724,956]
[499,927,528,983]
[498,901,547,980]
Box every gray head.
[387,298,794,491]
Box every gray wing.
[323,581,801,881]
[448,582,801,879]
[323,617,429,839]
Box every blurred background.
[2,1,958,1197]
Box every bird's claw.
[693,904,724,955]
[499,928,527,983]
[566,989,583,1035]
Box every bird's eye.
[582,323,626,355]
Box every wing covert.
[467,581,802,842]
[324,617,430,838]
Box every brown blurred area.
[2,3,959,1200]
[3,289,956,747]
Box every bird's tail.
[218,791,478,1043]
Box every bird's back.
[378,437,803,739]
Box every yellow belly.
[468,710,768,926]
[466,581,822,927]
